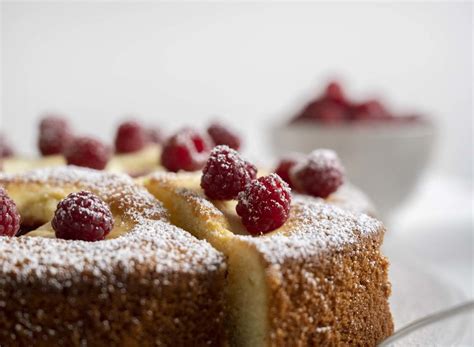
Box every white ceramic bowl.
[271,121,436,221]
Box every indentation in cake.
[1,166,169,239]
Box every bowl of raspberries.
[272,81,436,220]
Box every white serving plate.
[388,257,472,346]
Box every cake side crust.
[242,199,393,346]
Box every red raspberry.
[0,188,21,237]
[115,120,148,153]
[274,154,304,188]
[207,122,241,150]
[161,128,211,172]
[291,149,344,198]
[245,162,258,180]
[0,134,14,158]
[64,136,111,170]
[201,145,257,200]
[294,99,347,123]
[38,116,72,155]
[52,191,114,241]
[147,127,165,144]
[324,81,347,105]
[236,174,291,235]
[350,100,392,121]
[190,132,209,153]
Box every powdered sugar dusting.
[240,195,383,264]
[325,183,376,216]
[295,149,344,173]
[148,170,383,264]
[178,188,226,219]
[148,171,226,220]
[0,166,168,222]
[0,220,224,287]
[0,167,225,289]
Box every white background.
[1,1,472,181]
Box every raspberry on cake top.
[2,117,164,176]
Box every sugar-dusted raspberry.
[236,174,291,235]
[52,191,114,241]
[0,188,21,237]
[38,115,72,155]
[115,120,148,153]
[207,122,241,150]
[161,128,211,172]
[147,127,165,144]
[201,145,257,200]
[291,149,344,198]
[64,136,111,170]
[274,154,304,188]
[245,162,258,180]
[0,133,14,158]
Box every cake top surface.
[147,171,384,260]
[0,166,168,222]
[0,167,225,289]
[244,195,383,263]
[323,184,376,217]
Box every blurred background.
[1,1,473,342]
[1,2,472,178]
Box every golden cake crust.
[0,167,226,346]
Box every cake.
[0,167,226,346]
[2,118,164,176]
[2,144,162,177]
[2,155,65,175]
[142,168,393,345]
[106,144,162,177]
[0,133,393,345]
[1,119,244,177]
